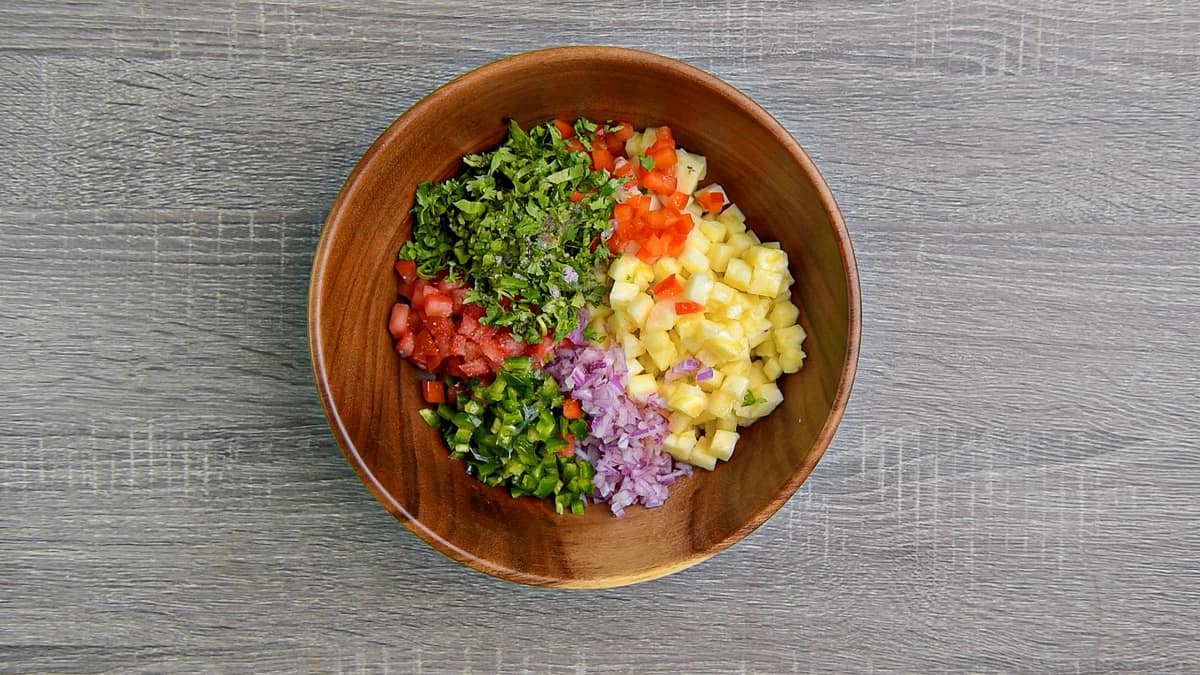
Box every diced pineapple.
[724,258,752,291]
[708,429,740,461]
[609,281,639,307]
[719,373,750,402]
[608,255,640,283]
[702,243,732,274]
[770,301,800,328]
[638,353,659,375]
[697,366,724,392]
[644,301,677,332]
[678,247,708,274]
[633,261,655,290]
[720,359,751,376]
[667,382,707,418]
[763,357,783,381]
[684,227,711,255]
[717,417,738,432]
[762,241,782,250]
[745,318,773,349]
[707,335,745,363]
[625,127,657,157]
[727,231,757,257]
[682,272,713,305]
[674,150,708,195]
[773,324,807,354]
[747,361,768,388]
[653,257,682,282]
[609,310,635,335]
[642,330,677,370]
[778,348,806,374]
[717,204,746,234]
[668,411,692,433]
[741,381,784,420]
[697,218,726,243]
[662,429,697,462]
[755,336,778,359]
[744,245,788,273]
[620,333,644,360]
[626,292,654,326]
[748,268,784,297]
[688,442,717,471]
[704,389,737,420]
[627,373,659,402]
[684,198,704,220]
[625,356,644,376]
[707,281,737,307]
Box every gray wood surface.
[2,1,1198,672]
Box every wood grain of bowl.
[308,46,860,588]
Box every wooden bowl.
[309,47,860,588]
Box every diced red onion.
[546,343,690,516]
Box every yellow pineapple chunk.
[682,272,713,305]
[770,301,800,328]
[678,247,708,274]
[653,257,682,282]
[708,429,740,461]
[716,204,746,234]
[667,382,707,418]
[748,269,784,297]
[626,292,654,327]
[644,301,677,333]
[642,330,677,370]
[724,258,752,291]
[609,281,638,307]
[662,429,697,462]
[698,218,726,243]
[706,243,734,273]
[608,254,641,283]
[626,373,659,402]
[684,227,711,255]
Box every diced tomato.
[411,328,441,371]
[445,385,459,405]
[566,138,585,153]
[666,192,689,211]
[394,332,414,358]
[425,316,455,346]
[459,359,490,377]
[695,187,727,213]
[675,301,704,315]
[421,380,445,404]
[650,146,676,171]
[497,331,525,357]
[652,274,683,299]
[570,191,585,203]
[655,126,673,142]
[560,433,576,457]
[477,336,507,369]
[644,209,668,230]
[424,292,453,318]
[591,147,614,172]
[526,333,557,362]
[394,258,418,283]
[672,212,694,236]
[388,303,411,340]
[553,119,575,139]
[611,122,635,143]
[666,234,687,258]
[613,202,634,223]
[562,399,583,420]
[607,234,626,254]
[410,280,431,311]
[632,194,652,216]
[613,160,635,178]
[604,133,626,156]
[641,170,677,195]
[460,302,485,320]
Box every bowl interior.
[310,47,858,588]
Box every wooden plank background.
[1,1,1197,672]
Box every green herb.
[420,358,594,515]
[742,391,761,407]
[638,154,655,171]
[399,119,620,343]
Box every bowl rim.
[308,45,861,588]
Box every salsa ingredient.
[546,341,689,516]
[420,356,594,515]
[399,119,620,344]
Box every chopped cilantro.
[742,391,761,407]
[399,119,620,343]
[638,154,655,171]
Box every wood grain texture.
[1,0,1197,672]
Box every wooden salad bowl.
[308,46,860,588]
